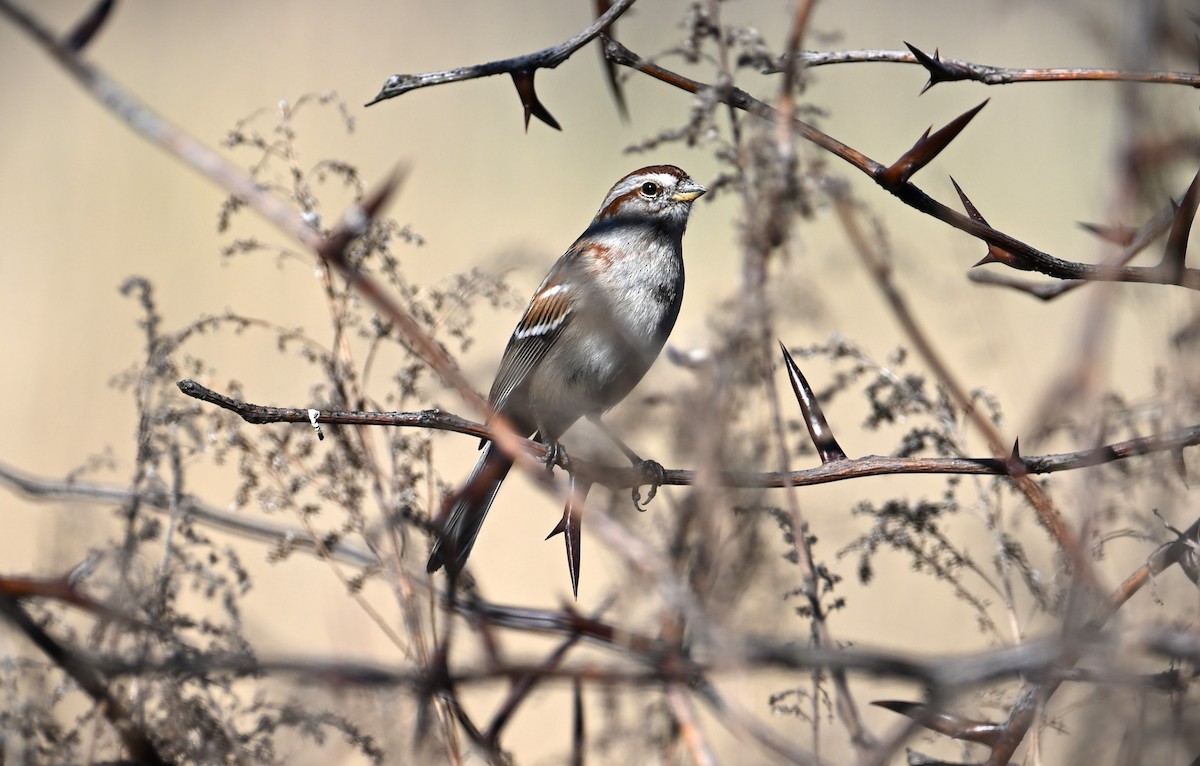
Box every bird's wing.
[487,245,584,415]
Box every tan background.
[1,1,1194,763]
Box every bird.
[426,164,706,579]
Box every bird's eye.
[640,181,660,196]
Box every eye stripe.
[597,188,641,220]
[595,165,690,220]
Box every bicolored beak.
[672,179,707,202]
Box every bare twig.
[0,594,171,766]
[0,459,377,568]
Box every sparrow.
[427,165,706,581]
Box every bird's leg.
[586,414,665,511]
[533,429,568,474]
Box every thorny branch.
[765,43,1200,88]
[7,497,1198,766]
[600,36,1200,291]
[830,187,1087,574]
[366,0,635,103]
[363,10,1200,291]
[175,378,1200,491]
[365,0,638,129]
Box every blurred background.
[1,1,1197,763]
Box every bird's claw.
[541,439,567,474]
[631,459,665,511]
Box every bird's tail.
[426,441,513,575]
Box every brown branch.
[877,517,1200,763]
[666,683,718,766]
[482,605,594,747]
[373,23,1200,294]
[828,188,1085,571]
[763,45,1200,89]
[600,36,1200,291]
[570,677,585,766]
[3,522,1188,766]
[968,190,1183,299]
[967,193,1156,293]
[175,378,1200,491]
[474,528,1200,765]
[365,0,637,107]
[90,623,1200,697]
[983,515,1200,764]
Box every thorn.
[779,340,848,463]
[511,69,562,132]
[317,166,409,267]
[905,42,964,93]
[572,677,586,766]
[550,474,590,599]
[1160,165,1200,280]
[950,176,1031,271]
[1077,221,1138,246]
[1005,438,1028,477]
[880,101,988,186]
[595,2,629,122]
[1172,446,1189,487]
[64,0,116,52]
[872,700,1003,747]
[950,176,987,223]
